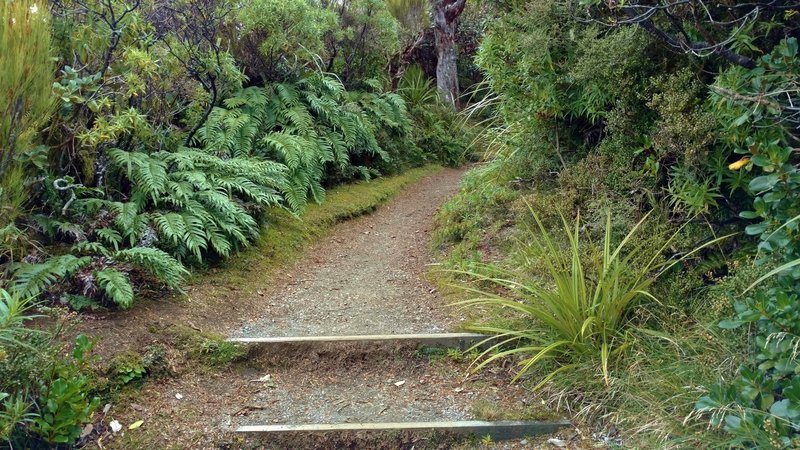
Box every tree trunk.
[433,0,466,109]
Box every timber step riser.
[236,420,572,441]
[228,332,491,348]
[231,333,571,443]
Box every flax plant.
[454,209,733,388]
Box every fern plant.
[88,147,286,262]
[114,247,187,289]
[9,255,91,299]
[11,68,414,312]
[194,71,411,212]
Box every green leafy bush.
[235,0,338,80]
[694,38,800,448]
[437,0,797,446]
[1,289,99,445]
[326,0,401,86]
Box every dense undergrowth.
[0,0,470,444]
[3,0,799,446]
[433,1,799,448]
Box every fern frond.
[95,269,135,309]
[10,255,92,298]
[96,228,123,251]
[71,241,111,257]
[153,212,187,246]
[114,247,188,289]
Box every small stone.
[80,424,93,439]
[109,420,122,433]
[394,380,406,387]
[175,393,184,400]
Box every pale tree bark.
[432,0,466,109]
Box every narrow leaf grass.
[452,208,734,388]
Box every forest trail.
[98,167,559,449]
[227,166,543,444]
[234,167,464,338]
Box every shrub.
[0,0,53,230]
[327,0,401,86]
[1,290,99,445]
[692,38,800,448]
[235,0,338,80]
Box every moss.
[106,351,147,386]
[160,324,248,367]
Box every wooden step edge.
[235,420,572,441]
[227,333,492,346]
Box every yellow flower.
[728,157,750,170]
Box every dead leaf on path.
[128,420,144,430]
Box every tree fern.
[94,269,134,309]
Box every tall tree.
[432,0,465,108]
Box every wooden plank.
[236,420,571,440]
[228,333,491,347]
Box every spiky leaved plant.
[398,65,438,109]
[455,209,733,388]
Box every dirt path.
[235,168,464,338]
[95,168,556,449]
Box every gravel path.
[234,167,465,338]
[228,167,542,433]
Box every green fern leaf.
[11,255,91,298]
[114,247,188,289]
[95,269,135,309]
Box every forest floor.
[73,166,573,449]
